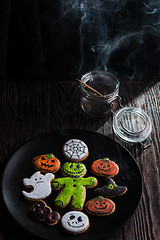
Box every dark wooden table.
[0,80,159,240]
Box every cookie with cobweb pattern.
[63,139,89,162]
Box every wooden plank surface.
[0,80,159,240]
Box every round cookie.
[85,196,115,216]
[32,154,60,173]
[61,211,90,235]
[61,162,87,177]
[91,157,119,177]
[63,139,89,162]
[95,177,128,197]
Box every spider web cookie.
[63,139,89,162]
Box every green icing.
[105,184,117,189]
[52,176,97,209]
[62,162,86,177]
[46,154,53,158]
[102,157,109,162]
[96,196,104,200]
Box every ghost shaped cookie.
[61,211,89,235]
[22,171,54,201]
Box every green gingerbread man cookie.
[52,162,98,210]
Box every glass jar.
[80,70,120,118]
[79,70,152,148]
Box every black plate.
[2,129,142,240]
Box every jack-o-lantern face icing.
[91,158,119,177]
[32,154,60,173]
[85,196,115,216]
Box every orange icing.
[91,158,119,177]
[33,154,60,173]
[86,196,115,215]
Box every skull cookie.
[61,211,89,235]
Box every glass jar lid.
[113,107,152,143]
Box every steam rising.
[61,0,160,79]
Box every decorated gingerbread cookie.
[30,200,60,226]
[52,162,97,210]
[32,154,60,173]
[61,211,89,235]
[63,139,89,162]
[22,171,54,201]
[95,177,127,197]
[85,196,115,216]
[91,157,119,177]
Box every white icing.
[61,211,89,234]
[63,139,88,160]
[22,171,54,200]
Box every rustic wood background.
[0,80,159,240]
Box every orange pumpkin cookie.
[32,154,60,173]
[85,196,115,216]
[91,157,119,177]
